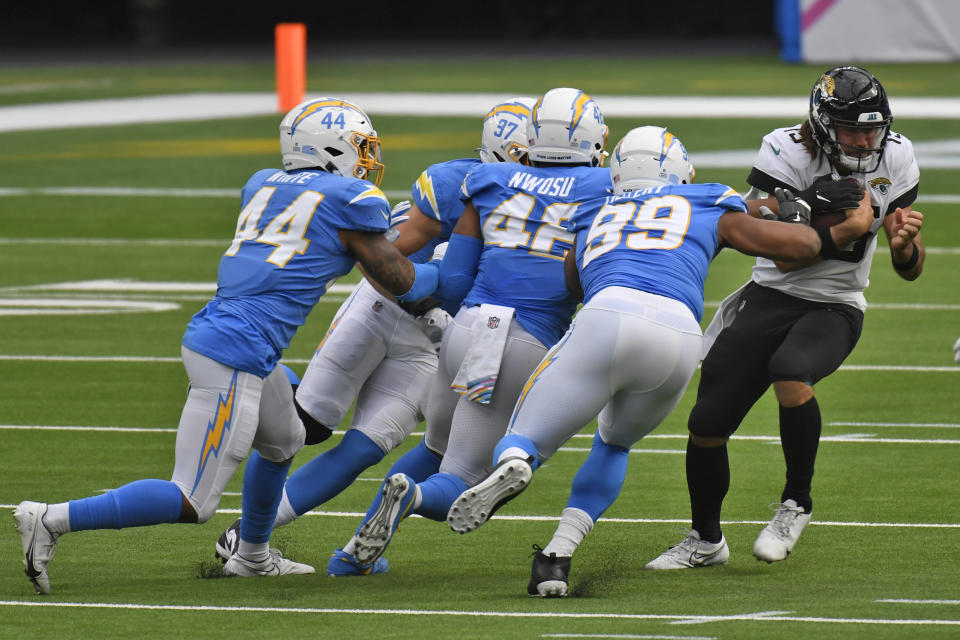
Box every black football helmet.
[808,66,892,173]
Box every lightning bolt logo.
[290,99,363,134]
[659,130,678,164]
[484,101,532,121]
[348,184,388,206]
[192,370,238,494]
[510,341,565,431]
[415,170,441,218]
[568,91,594,141]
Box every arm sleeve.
[436,233,483,305]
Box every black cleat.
[527,544,571,597]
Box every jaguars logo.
[869,177,891,195]
[812,73,836,105]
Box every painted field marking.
[0,600,957,628]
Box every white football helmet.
[609,126,695,194]
[527,88,608,166]
[479,97,536,164]
[279,98,384,186]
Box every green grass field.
[1,55,958,639]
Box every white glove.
[431,241,449,262]
[954,336,960,363]
[417,307,452,352]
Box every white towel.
[701,280,750,359]
[451,304,515,404]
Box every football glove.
[416,307,452,352]
[758,188,811,225]
[796,175,862,214]
[385,200,412,242]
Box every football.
[810,210,848,229]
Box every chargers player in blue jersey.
[344,88,614,568]
[445,126,876,597]
[210,98,536,577]
[13,98,440,594]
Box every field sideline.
[1,59,959,639]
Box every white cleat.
[753,499,811,563]
[448,457,533,534]
[355,474,416,565]
[222,551,315,577]
[644,529,729,570]
[14,501,60,595]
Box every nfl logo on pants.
[487,316,500,329]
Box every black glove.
[796,175,862,214]
[771,187,811,225]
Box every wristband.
[892,241,919,271]
[816,226,841,260]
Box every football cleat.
[222,550,315,577]
[14,501,60,595]
[527,545,571,598]
[327,548,389,577]
[354,473,416,565]
[215,517,241,564]
[752,499,812,563]
[447,456,533,534]
[644,529,729,570]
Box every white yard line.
[0,600,956,628]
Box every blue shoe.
[355,473,415,564]
[326,548,389,577]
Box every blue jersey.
[569,183,747,321]
[408,158,479,264]
[183,168,391,377]
[461,163,612,347]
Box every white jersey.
[747,126,919,310]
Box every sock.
[273,488,299,528]
[415,472,468,521]
[566,432,629,521]
[284,429,384,516]
[238,451,290,550]
[494,434,540,470]
[68,479,184,531]
[543,507,594,557]
[686,438,729,544]
[779,397,821,513]
[384,438,442,482]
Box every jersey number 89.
[582,195,692,267]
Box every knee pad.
[295,398,334,445]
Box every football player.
[645,66,925,570]
[13,98,439,594]
[445,126,875,596]
[344,88,614,568]
[212,97,537,577]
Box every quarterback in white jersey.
[646,66,926,572]
[212,98,537,577]
[444,126,874,596]
[13,98,438,594]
